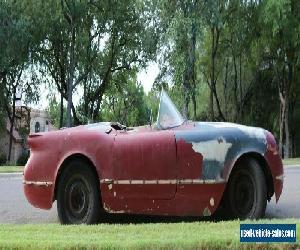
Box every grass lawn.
[283,158,300,166]
[0,165,24,173]
[0,219,299,249]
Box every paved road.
[265,166,300,219]
[0,173,58,224]
[0,166,299,224]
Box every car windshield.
[156,90,185,129]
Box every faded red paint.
[24,126,114,209]
[23,124,282,217]
[23,184,53,209]
[101,182,225,216]
[111,130,177,199]
[264,131,283,202]
[176,138,203,179]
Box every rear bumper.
[23,155,55,210]
[23,181,53,209]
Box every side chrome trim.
[100,179,225,185]
[23,180,53,187]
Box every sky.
[137,62,159,93]
[29,62,159,110]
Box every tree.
[0,0,40,162]
[157,0,204,119]
[260,0,300,158]
[98,71,149,126]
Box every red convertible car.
[23,90,283,224]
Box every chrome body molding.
[100,179,225,185]
[23,180,53,187]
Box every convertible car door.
[111,129,177,200]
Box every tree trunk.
[210,27,216,120]
[278,96,284,157]
[182,21,197,119]
[71,102,80,125]
[190,22,197,120]
[223,58,229,118]
[284,102,290,158]
[8,87,16,162]
[59,91,64,128]
[191,91,197,120]
[209,88,214,120]
[66,24,75,127]
[239,54,243,119]
[182,79,189,119]
[212,86,225,121]
[284,61,293,159]
[233,53,239,122]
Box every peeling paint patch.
[275,174,284,181]
[192,138,232,162]
[203,207,211,216]
[113,191,116,197]
[108,184,112,190]
[210,197,214,207]
[103,202,126,214]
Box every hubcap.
[66,178,90,220]
[234,173,255,216]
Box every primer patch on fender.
[192,138,232,179]
[175,122,268,180]
[191,138,232,162]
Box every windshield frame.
[156,90,185,130]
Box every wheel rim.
[232,171,255,216]
[65,176,90,221]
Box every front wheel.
[56,160,101,224]
[224,158,267,219]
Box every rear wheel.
[224,158,267,219]
[57,160,101,224]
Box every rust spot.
[203,207,211,216]
[103,202,126,214]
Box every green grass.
[283,158,300,166]
[0,166,24,173]
[0,219,299,249]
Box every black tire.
[224,158,267,219]
[57,160,101,224]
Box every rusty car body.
[23,90,283,224]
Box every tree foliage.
[1,0,300,158]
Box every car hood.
[194,122,267,140]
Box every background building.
[0,107,56,164]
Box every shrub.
[17,151,29,166]
[0,153,6,166]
